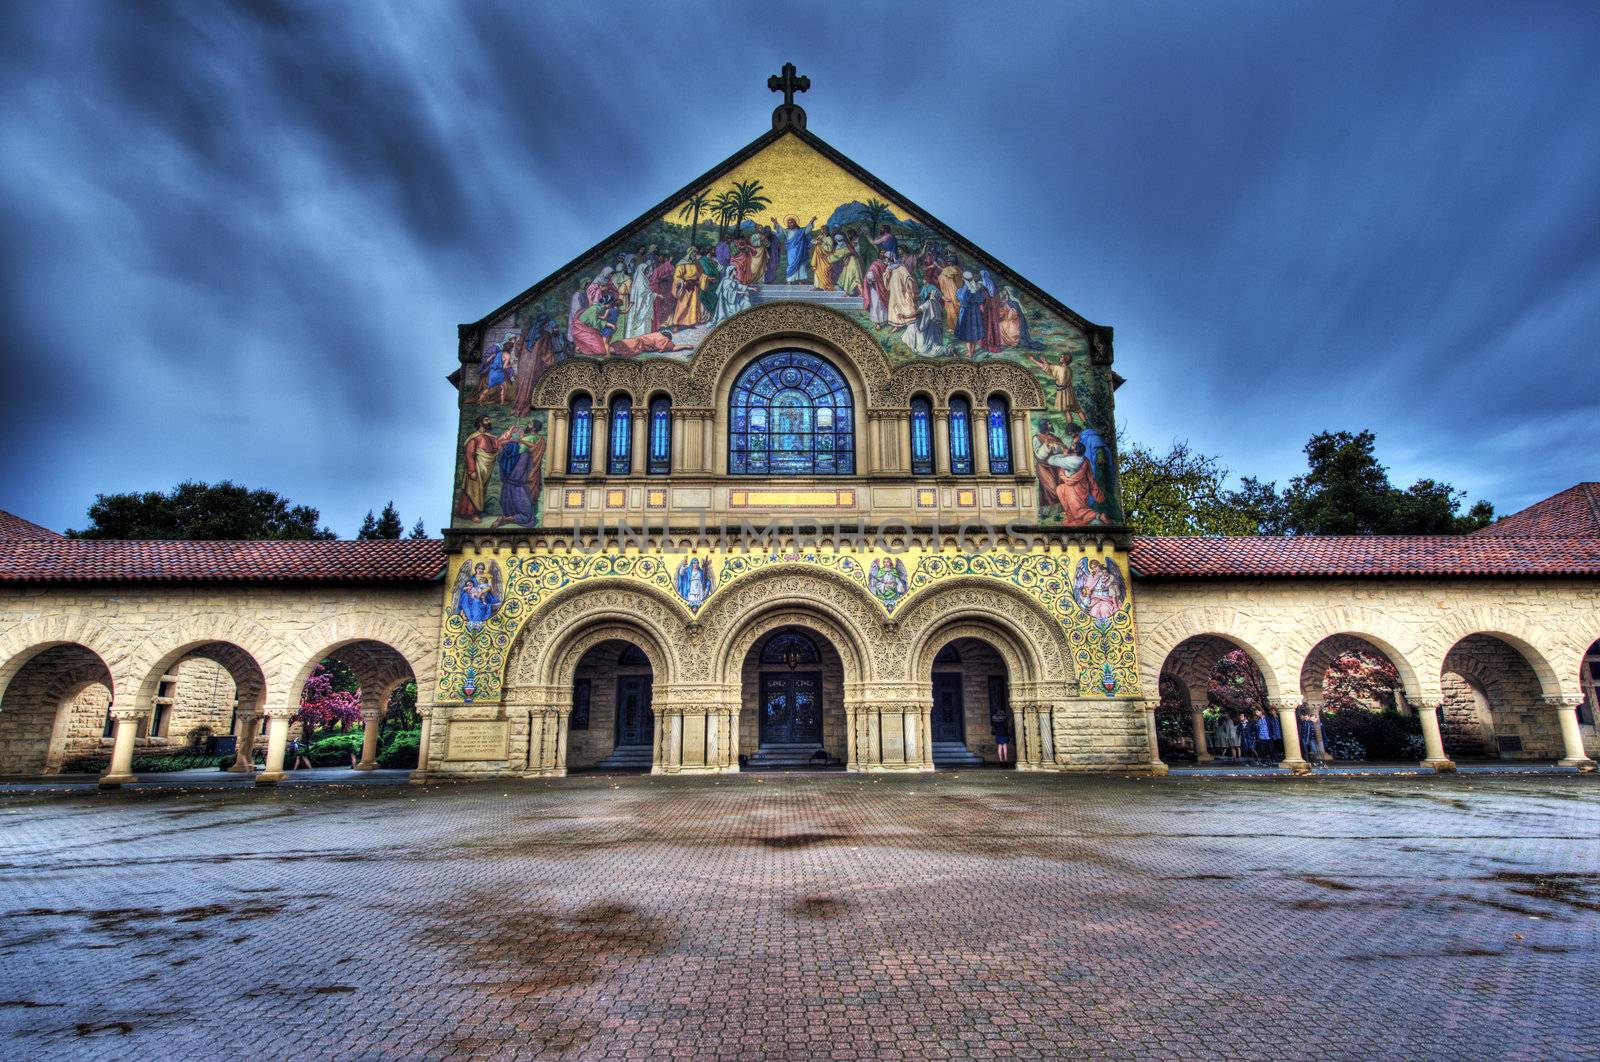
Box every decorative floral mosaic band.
[438,547,1139,705]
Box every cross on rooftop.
[768,63,810,131]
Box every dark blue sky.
[2,1,1596,536]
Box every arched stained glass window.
[910,396,934,475]
[728,349,854,475]
[760,629,821,665]
[608,396,632,475]
[948,396,974,475]
[648,396,672,475]
[567,395,593,475]
[986,395,1012,475]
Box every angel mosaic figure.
[453,560,503,630]
[675,557,717,610]
[1071,557,1126,630]
[867,557,908,606]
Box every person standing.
[886,254,917,329]
[624,253,658,339]
[861,254,890,328]
[954,272,990,357]
[454,417,500,521]
[649,252,676,330]
[1213,711,1239,762]
[670,250,708,327]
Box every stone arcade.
[1,75,1597,784]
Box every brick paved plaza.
[1,772,1597,1060]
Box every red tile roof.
[1474,483,1600,537]
[0,510,63,542]
[0,538,446,585]
[1130,534,1600,578]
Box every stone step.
[750,284,863,309]
[595,745,653,771]
[747,743,835,767]
[932,741,985,766]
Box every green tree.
[1226,476,1291,535]
[408,518,428,540]
[67,481,335,540]
[859,198,893,233]
[1117,436,1258,536]
[710,190,739,236]
[358,501,404,540]
[1281,430,1493,534]
[676,188,712,247]
[729,179,771,231]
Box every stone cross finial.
[768,63,810,131]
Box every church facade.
[1,81,1598,784]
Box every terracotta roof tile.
[0,510,63,542]
[0,539,446,585]
[1474,483,1600,537]
[1130,534,1600,579]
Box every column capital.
[360,707,383,724]
[262,701,297,720]
[1544,694,1585,710]
[107,704,148,722]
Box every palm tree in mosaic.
[729,179,772,232]
[677,189,712,248]
[860,197,893,234]
[712,189,739,237]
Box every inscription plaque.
[445,719,508,761]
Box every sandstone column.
[1275,704,1310,775]
[409,702,436,784]
[669,409,688,473]
[845,701,934,772]
[1549,697,1597,771]
[652,687,739,775]
[1189,703,1213,764]
[254,704,294,785]
[548,409,569,477]
[1142,700,1169,777]
[1010,411,1030,478]
[1415,700,1456,773]
[591,413,608,475]
[228,711,261,772]
[355,708,382,771]
[630,400,647,473]
[98,704,145,788]
[515,687,569,777]
[932,407,951,475]
[1010,699,1063,772]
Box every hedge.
[379,730,420,769]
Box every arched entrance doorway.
[741,626,844,768]
[929,637,1012,767]
[1442,633,1558,761]
[1157,634,1279,765]
[287,639,420,774]
[0,644,113,776]
[568,640,655,771]
[1298,634,1414,764]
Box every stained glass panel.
[728,349,854,475]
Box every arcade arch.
[0,644,113,776]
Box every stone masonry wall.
[1134,577,1600,758]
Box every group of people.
[1207,706,1330,766]
[1034,418,1112,526]
[551,214,1055,366]
[455,415,546,527]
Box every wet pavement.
[1,771,1596,1060]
